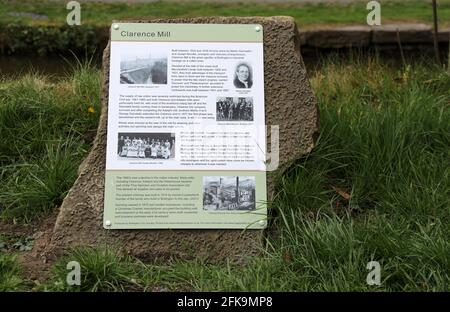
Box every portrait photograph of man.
[233,62,253,89]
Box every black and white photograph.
[120,50,167,84]
[117,133,175,160]
[233,62,253,89]
[216,97,254,121]
[203,176,256,211]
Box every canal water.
[0,49,445,80]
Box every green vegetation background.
[1,0,449,56]
[1,0,450,27]
[1,56,449,291]
[0,0,449,292]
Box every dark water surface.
[0,49,446,80]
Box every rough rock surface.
[45,16,320,263]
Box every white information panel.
[104,23,267,229]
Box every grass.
[2,1,449,57]
[42,247,140,292]
[1,0,450,27]
[0,252,24,291]
[2,55,447,291]
[0,60,101,222]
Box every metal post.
[432,0,441,64]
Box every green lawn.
[2,0,449,56]
[0,55,449,291]
[1,0,450,27]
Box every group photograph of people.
[216,97,254,121]
[117,133,175,160]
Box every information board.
[103,23,267,229]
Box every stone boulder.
[45,16,320,263]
